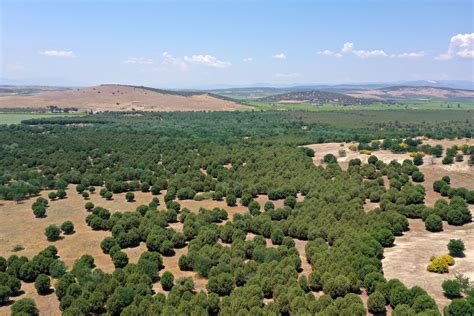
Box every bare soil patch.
[383,219,474,310]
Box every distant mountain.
[347,86,474,101]
[257,90,378,105]
[0,84,246,112]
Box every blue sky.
[1,0,473,88]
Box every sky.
[1,0,473,88]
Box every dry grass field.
[0,84,247,112]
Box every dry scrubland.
[0,85,246,112]
[0,189,303,315]
[0,138,472,315]
[306,138,473,310]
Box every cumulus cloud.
[162,52,188,70]
[318,42,428,59]
[272,53,287,59]
[39,50,76,58]
[243,57,253,62]
[124,57,154,65]
[436,33,474,60]
[184,54,231,68]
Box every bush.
[160,271,174,291]
[264,201,275,212]
[440,254,455,266]
[447,239,465,257]
[85,202,94,211]
[112,251,128,268]
[284,196,297,209]
[100,237,118,254]
[0,285,11,303]
[323,154,337,164]
[413,155,424,166]
[57,189,67,199]
[248,200,260,216]
[34,274,51,294]
[82,191,89,199]
[442,280,462,298]
[271,228,284,245]
[412,171,424,182]
[32,204,46,218]
[427,257,449,273]
[443,298,472,315]
[226,194,236,207]
[48,191,57,201]
[207,273,234,296]
[425,214,443,232]
[11,298,39,316]
[125,192,135,202]
[45,225,61,241]
[411,294,437,313]
[61,221,74,234]
[104,191,113,200]
[368,291,386,314]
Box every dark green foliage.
[125,192,134,202]
[412,171,424,182]
[323,153,337,164]
[112,251,128,268]
[34,274,51,294]
[447,239,465,257]
[11,298,39,316]
[425,214,443,232]
[207,273,234,296]
[226,194,237,206]
[160,271,174,291]
[61,221,74,234]
[45,225,61,241]
[368,291,386,313]
[442,280,462,299]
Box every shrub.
[48,191,57,201]
[160,271,174,291]
[125,192,135,202]
[104,191,113,200]
[82,191,89,199]
[412,171,424,182]
[443,298,472,315]
[411,294,437,313]
[447,239,465,257]
[100,237,118,254]
[271,228,284,245]
[57,189,67,199]
[368,291,386,314]
[11,298,39,316]
[34,274,51,294]
[248,200,260,216]
[427,257,449,273]
[413,155,424,166]
[323,154,337,164]
[284,196,297,209]
[61,221,74,234]
[85,202,94,211]
[32,204,46,218]
[425,214,443,232]
[264,201,275,212]
[226,194,236,207]
[442,280,462,298]
[0,285,11,303]
[112,251,128,268]
[45,225,61,241]
[440,254,455,266]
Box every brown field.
[0,84,247,112]
[383,219,474,310]
[347,86,474,100]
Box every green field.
[244,101,474,112]
[0,112,84,124]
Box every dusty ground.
[0,84,247,112]
[383,219,474,310]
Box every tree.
[368,155,379,165]
[85,201,94,211]
[226,194,237,207]
[112,251,128,268]
[125,192,135,202]
[264,201,275,212]
[45,225,61,241]
[151,185,161,195]
[61,221,74,234]
[443,298,472,316]
[48,191,58,201]
[425,214,443,232]
[447,239,465,257]
[160,271,174,291]
[104,191,113,200]
[324,275,351,298]
[284,196,297,209]
[57,189,67,199]
[413,155,423,166]
[11,298,39,316]
[271,228,284,245]
[32,204,46,218]
[248,200,260,216]
[368,291,386,314]
[101,237,118,254]
[82,191,89,199]
[411,295,437,313]
[207,273,234,296]
[323,154,337,164]
[442,280,462,298]
[412,171,424,182]
[34,274,51,294]
[0,285,11,303]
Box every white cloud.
[272,53,287,60]
[124,57,154,65]
[391,51,425,58]
[39,50,76,58]
[275,72,302,80]
[184,54,231,68]
[243,57,253,62]
[436,33,474,60]
[341,42,387,58]
[317,49,335,56]
[162,52,188,70]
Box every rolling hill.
[346,86,474,101]
[257,90,378,105]
[0,84,246,112]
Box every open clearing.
[383,219,474,309]
[0,112,83,125]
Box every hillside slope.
[257,90,377,105]
[0,84,245,112]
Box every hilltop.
[256,90,378,105]
[0,84,245,112]
[347,86,474,101]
